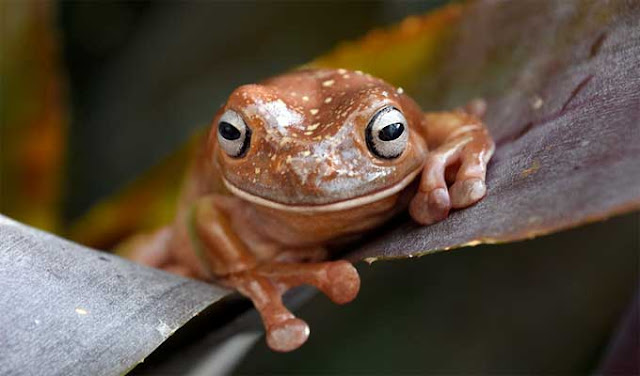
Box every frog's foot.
[410,114,494,225]
[225,272,309,352]
[257,260,360,304]
[463,98,487,118]
[222,260,360,352]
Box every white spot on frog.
[287,156,313,184]
[75,308,88,315]
[322,79,335,87]
[246,99,303,136]
[279,137,294,146]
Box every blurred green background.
[4,1,637,373]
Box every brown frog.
[125,68,494,352]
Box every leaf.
[0,215,228,375]
[307,3,464,89]
[311,0,640,261]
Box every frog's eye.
[365,107,408,159]
[217,110,251,158]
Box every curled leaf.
[0,215,228,375]
[312,0,640,261]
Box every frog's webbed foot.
[222,260,360,352]
[410,106,494,225]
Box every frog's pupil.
[219,122,241,140]
[378,123,404,141]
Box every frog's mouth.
[222,167,422,214]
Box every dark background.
[57,1,638,374]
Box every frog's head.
[208,69,427,212]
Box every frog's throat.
[222,167,422,214]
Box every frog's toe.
[266,318,310,352]
[409,188,451,225]
[450,178,486,208]
[464,98,487,118]
[325,261,360,304]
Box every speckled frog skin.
[125,68,494,352]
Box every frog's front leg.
[410,103,495,225]
[192,195,360,352]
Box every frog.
[124,68,494,352]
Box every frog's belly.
[247,183,416,247]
